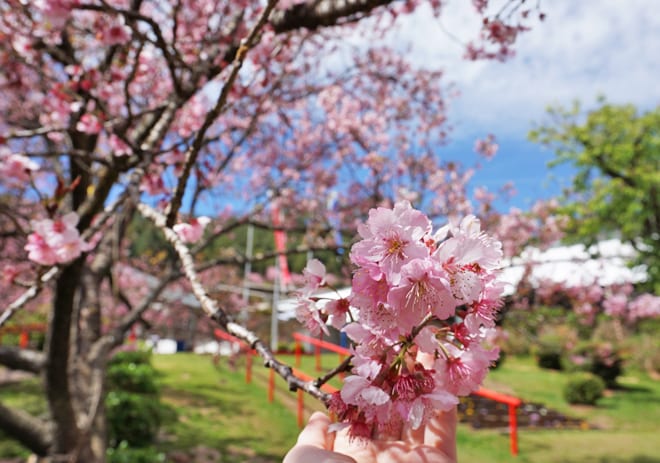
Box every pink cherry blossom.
[108,134,131,157]
[0,150,39,183]
[628,294,660,322]
[387,258,455,329]
[25,233,59,266]
[173,216,211,243]
[350,200,431,285]
[76,113,103,134]
[34,0,77,29]
[474,134,498,160]
[434,343,497,396]
[341,375,391,407]
[25,212,89,265]
[603,293,628,318]
[295,298,328,336]
[301,258,326,294]
[325,298,350,329]
[97,16,132,46]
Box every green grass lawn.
[0,377,45,459]
[1,353,658,462]
[461,356,660,463]
[239,351,660,462]
[153,353,299,462]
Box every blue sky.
[389,0,660,211]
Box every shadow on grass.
[610,383,652,393]
[159,420,289,462]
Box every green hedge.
[105,349,173,458]
[563,372,605,405]
[106,363,159,394]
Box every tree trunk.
[45,260,83,457]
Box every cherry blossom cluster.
[173,216,211,243]
[296,201,505,438]
[24,212,90,266]
[0,149,39,184]
[474,134,498,160]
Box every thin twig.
[138,202,331,403]
[314,354,353,388]
[0,267,57,328]
[165,0,281,226]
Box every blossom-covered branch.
[137,203,331,402]
[165,0,281,226]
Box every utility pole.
[270,257,280,352]
[240,224,254,323]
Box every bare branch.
[0,346,45,373]
[0,267,58,329]
[314,354,353,388]
[0,401,52,456]
[89,273,174,360]
[137,203,331,404]
[270,0,394,33]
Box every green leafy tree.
[530,101,660,293]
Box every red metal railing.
[213,329,522,456]
[292,332,348,374]
[473,387,522,455]
[0,323,47,348]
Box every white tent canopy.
[499,239,646,296]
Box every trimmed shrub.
[563,372,605,405]
[105,348,171,450]
[537,343,564,370]
[107,363,159,394]
[108,349,152,367]
[106,391,162,447]
[534,324,578,371]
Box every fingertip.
[424,407,457,461]
[297,412,332,448]
[309,411,332,425]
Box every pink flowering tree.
[0,0,542,461]
[484,199,660,382]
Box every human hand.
[283,408,457,463]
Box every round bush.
[106,391,162,447]
[108,350,152,367]
[107,363,159,394]
[563,372,605,405]
[537,346,563,370]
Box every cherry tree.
[0,0,541,461]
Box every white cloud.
[388,0,660,139]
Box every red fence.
[217,329,522,456]
[0,323,47,348]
